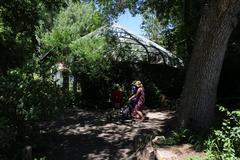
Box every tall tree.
[40,1,106,62]
[97,0,240,131]
[179,0,240,130]
[0,0,66,74]
[97,0,203,63]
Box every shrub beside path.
[37,108,204,160]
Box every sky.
[116,10,145,36]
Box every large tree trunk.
[179,0,240,131]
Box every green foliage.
[0,0,112,159]
[141,10,185,57]
[0,68,71,159]
[39,1,112,106]
[70,36,110,79]
[70,36,112,105]
[0,0,66,73]
[97,0,202,63]
[152,128,191,146]
[0,69,68,120]
[0,116,16,160]
[96,0,138,19]
[40,1,106,56]
[143,82,162,107]
[205,107,240,160]
[187,156,210,160]
[34,156,47,160]
[157,107,240,160]
[0,1,70,158]
[161,128,206,152]
[166,128,190,145]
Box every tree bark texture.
[179,0,240,130]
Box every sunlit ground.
[38,108,175,160]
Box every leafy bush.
[0,69,71,159]
[39,1,112,107]
[206,106,240,160]
[0,116,16,160]
[0,70,69,121]
[69,36,113,106]
[165,128,191,145]
[144,82,162,107]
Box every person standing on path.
[128,80,145,122]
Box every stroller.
[106,102,134,121]
[106,83,137,121]
[120,103,134,120]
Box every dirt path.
[36,108,201,160]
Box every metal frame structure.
[40,24,183,68]
[82,24,183,67]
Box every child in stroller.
[106,84,124,120]
[111,84,124,109]
[107,101,134,121]
[123,81,139,119]
[106,83,136,121]
[120,102,134,119]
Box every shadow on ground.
[35,108,176,160]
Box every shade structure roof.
[40,24,183,68]
[81,24,183,67]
